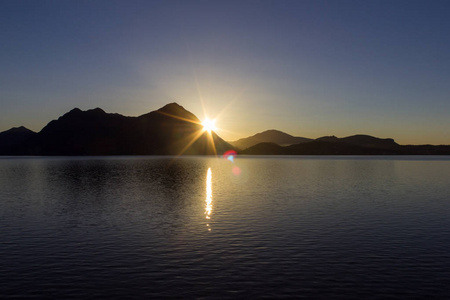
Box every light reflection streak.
[206,167,212,231]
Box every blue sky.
[1,0,449,144]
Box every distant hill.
[229,129,312,150]
[241,142,289,155]
[0,126,37,155]
[0,103,235,156]
[316,134,399,150]
[242,134,450,155]
[230,130,399,152]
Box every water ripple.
[1,156,450,298]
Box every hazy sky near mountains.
[1,0,449,144]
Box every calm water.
[1,156,450,299]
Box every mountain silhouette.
[232,130,399,152]
[229,129,312,149]
[2,106,450,156]
[316,135,399,149]
[242,134,450,155]
[241,142,289,155]
[0,126,37,155]
[0,103,234,155]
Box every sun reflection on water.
[206,167,212,231]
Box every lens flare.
[232,166,241,176]
[223,150,237,162]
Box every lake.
[1,156,450,298]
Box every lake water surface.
[1,156,450,298]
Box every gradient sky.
[1,0,449,144]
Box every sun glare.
[202,118,216,132]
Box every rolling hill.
[229,129,312,150]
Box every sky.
[1,0,449,144]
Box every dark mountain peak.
[41,107,120,135]
[346,134,381,139]
[342,134,398,148]
[262,129,287,134]
[153,102,200,122]
[3,126,35,134]
[61,107,83,120]
[253,129,294,139]
[316,135,338,141]
[67,108,82,115]
[64,107,106,118]
[158,102,184,112]
[88,107,106,114]
[344,134,396,142]
[230,129,312,150]
[0,126,37,155]
[315,134,398,149]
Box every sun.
[202,118,216,132]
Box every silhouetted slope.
[126,103,232,155]
[2,108,449,156]
[239,133,402,155]
[241,135,450,155]
[37,107,129,155]
[241,142,288,155]
[316,134,399,149]
[0,126,37,155]
[230,129,312,149]
[0,103,235,156]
